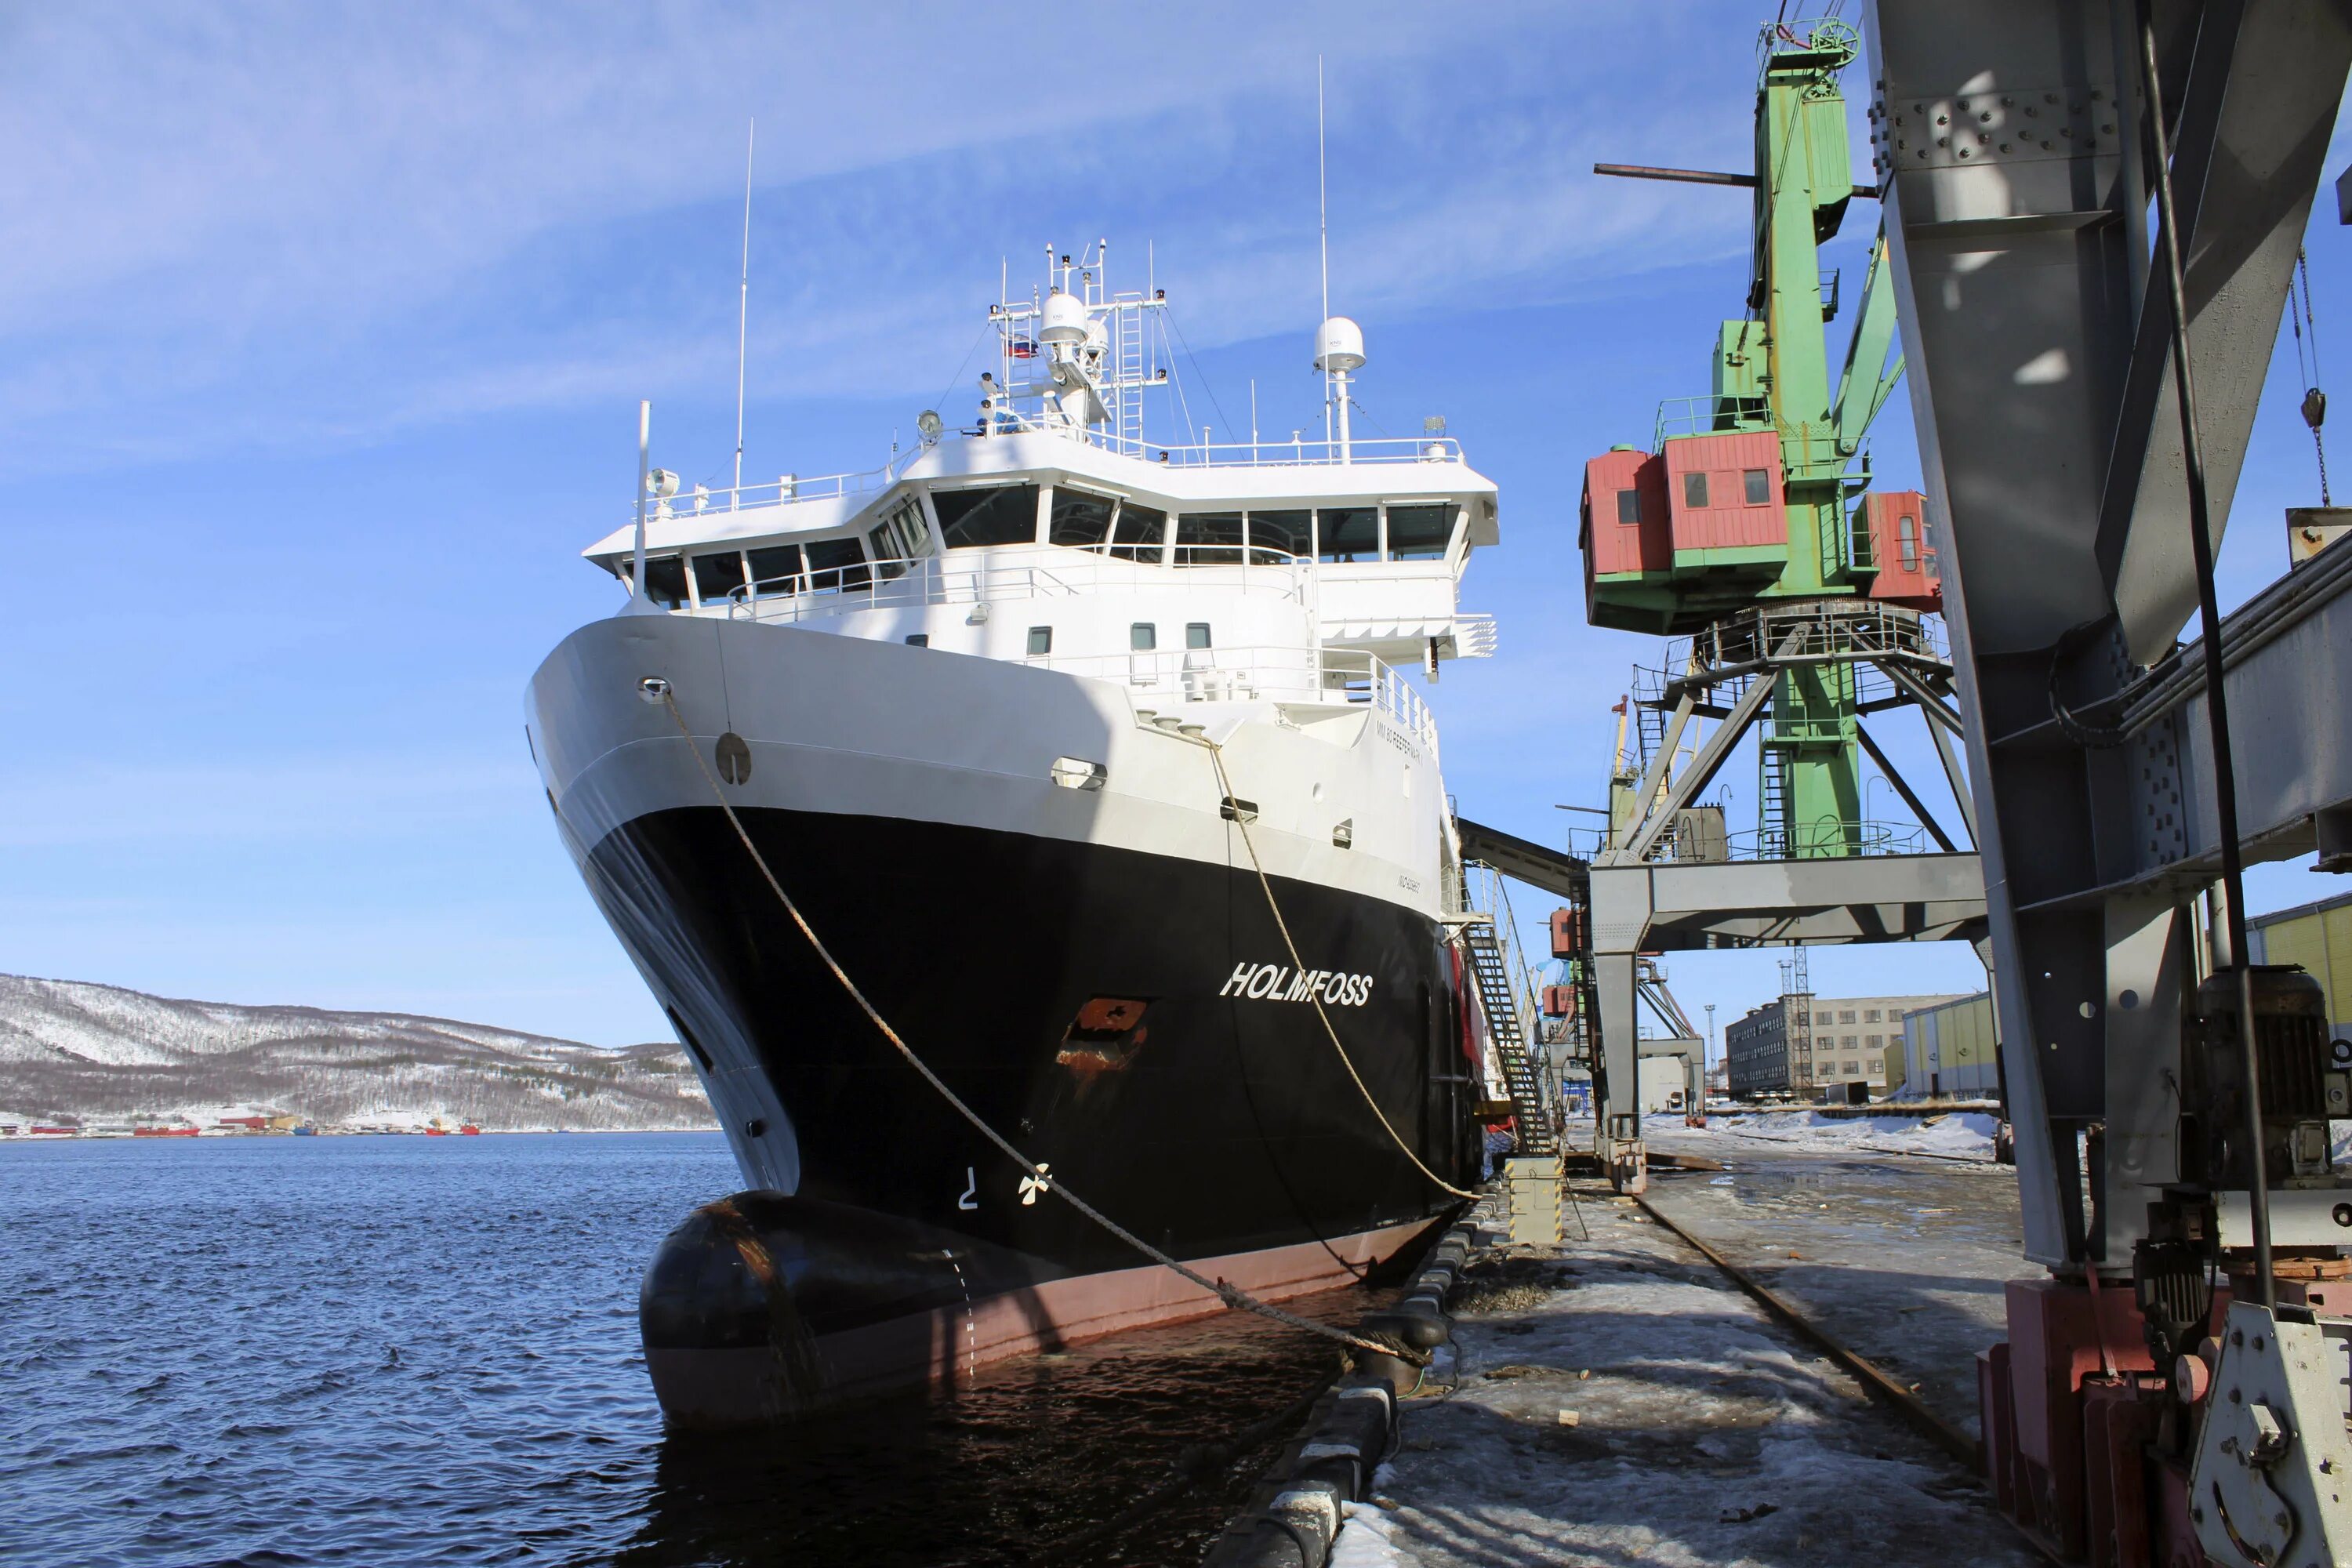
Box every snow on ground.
[1712,1109,2000,1161]
[1662,1109,2002,1163]
[1332,1184,2038,1567]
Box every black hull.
[578,805,1480,1414]
[590,805,1478,1260]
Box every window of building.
[1843,1061,1861,1075]
[1682,471,1709,508]
[691,550,746,607]
[641,554,689,609]
[1838,1010,1857,1024]
[1186,622,1212,650]
[868,492,931,577]
[1867,1034,1883,1047]
[1841,1035,1858,1048]
[932,483,1040,548]
[1131,622,1156,652]
[1864,1009,1882,1023]
[1317,506,1377,563]
[1385,503,1452,561]
[904,634,928,647]
[804,536,870,591]
[1898,511,1922,570]
[1109,503,1166,563]
[1048,488,1116,548]
[1744,468,1770,506]
[1247,510,1312,563]
[1616,489,1646,525]
[1026,626,1052,656]
[1817,1011,1834,1025]
[1175,512,1245,565]
[747,543,804,591]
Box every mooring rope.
[651,685,1425,1368]
[1199,739,1481,1203]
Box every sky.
[3,2,2347,1052]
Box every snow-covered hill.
[0,974,716,1131]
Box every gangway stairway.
[1460,920,1558,1156]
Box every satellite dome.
[1040,290,1090,345]
[1314,316,1366,373]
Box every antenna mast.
[1317,56,1332,449]
[633,401,651,599]
[732,119,755,503]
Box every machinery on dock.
[1474,5,2352,1562]
[1866,3,2352,1563]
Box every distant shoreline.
[0,1126,724,1142]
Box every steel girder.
[1867,0,2352,1266]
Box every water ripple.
[0,1134,1373,1566]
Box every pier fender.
[1360,1307,1449,1352]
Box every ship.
[525,244,1504,1422]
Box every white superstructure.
[579,241,1500,748]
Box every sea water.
[0,1133,1365,1566]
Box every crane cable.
[2289,245,2331,505]
[650,683,1429,1367]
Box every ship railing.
[633,458,906,521]
[969,412,1462,469]
[1021,643,1436,746]
[1064,541,1312,601]
[724,554,1086,622]
[1652,394,1773,448]
[724,546,1309,624]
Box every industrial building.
[2249,888,2352,1036]
[1898,992,1998,1101]
[1725,992,1969,1099]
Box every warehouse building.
[1900,992,1999,1100]
[1725,991,1969,1098]
[2249,888,2352,1037]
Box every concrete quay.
[1323,1150,2040,1566]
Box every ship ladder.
[1460,920,1558,1156]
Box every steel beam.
[2094,0,2350,663]
[1868,0,2352,1267]
[1615,659,1781,864]
[1454,818,1587,902]
[1588,854,1986,955]
[1854,718,1959,853]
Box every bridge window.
[642,555,688,609]
[1682,471,1709,508]
[1109,503,1165,563]
[691,550,746,607]
[1176,512,1244,565]
[1048,488,1116,547]
[747,543,804,592]
[1247,510,1311,563]
[1131,622,1156,651]
[868,493,930,578]
[1186,622,1212,650]
[933,483,1040,548]
[1385,503,1452,561]
[805,537,870,591]
[1317,507,1377,563]
[1027,626,1052,656]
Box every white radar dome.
[1313,316,1366,373]
[1040,290,1090,344]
